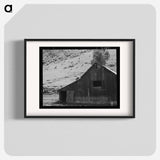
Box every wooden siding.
[59,63,117,104]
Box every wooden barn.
[58,63,117,105]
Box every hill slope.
[43,49,116,95]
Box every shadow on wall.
[5,40,24,119]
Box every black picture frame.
[24,39,135,118]
[39,46,120,109]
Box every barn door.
[60,91,67,103]
[66,90,74,103]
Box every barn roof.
[102,65,117,75]
[58,63,116,91]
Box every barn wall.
[74,96,117,105]
[59,64,117,104]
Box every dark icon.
[4,5,12,13]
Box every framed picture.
[25,39,135,118]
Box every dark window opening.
[93,81,102,87]
[60,91,67,103]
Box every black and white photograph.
[40,47,120,108]
[25,39,135,117]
